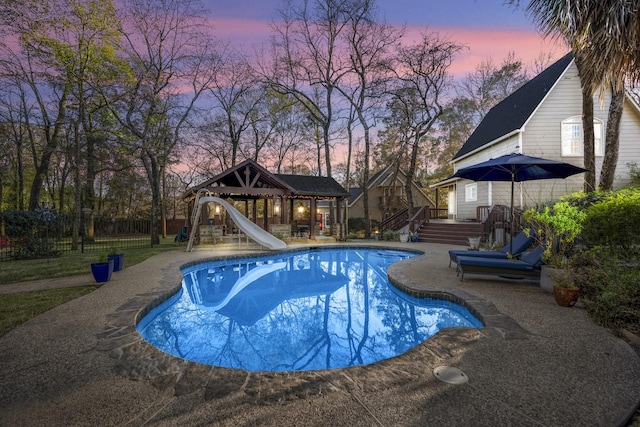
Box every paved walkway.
[1,242,639,426]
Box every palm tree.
[512,0,640,190]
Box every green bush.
[348,217,366,232]
[0,210,61,258]
[382,229,398,241]
[573,248,640,331]
[560,190,614,210]
[523,201,586,267]
[627,161,640,187]
[581,190,640,250]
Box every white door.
[448,187,456,219]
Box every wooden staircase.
[417,221,484,246]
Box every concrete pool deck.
[1,241,639,426]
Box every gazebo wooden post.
[263,198,268,229]
[309,198,316,240]
[289,198,294,223]
[335,196,343,240]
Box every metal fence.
[0,211,154,262]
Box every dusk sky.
[204,0,568,77]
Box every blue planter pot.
[107,253,124,272]
[91,259,114,283]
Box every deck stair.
[417,221,484,246]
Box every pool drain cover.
[433,366,468,385]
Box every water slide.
[194,196,287,250]
[187,262,287,311]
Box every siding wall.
[453,60,640,218]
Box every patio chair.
[455,245,544,281]
[448,230,536,267]
[174,226,189,242]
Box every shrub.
[573,248,640,331]
[348,218,379,231]
[628,161,640,187]
[348,217,366,232]
[382,229,398,241]
[0,210,61,258]
[523,201,586,267]
[581,189,640,251]
[560,190,613,209]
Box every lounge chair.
[455,245,545,281]
[448,230,536,267]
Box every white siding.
[613,97,640,189]
[453,60,640,215]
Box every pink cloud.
[404,25,567,78]
[207,17,273,46]
[206,17,567,78]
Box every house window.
[561,116,604,156]
[465,183,477,202]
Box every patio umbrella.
[452,153,588,249]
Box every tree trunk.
[406,134,420,218]
[363,126,371,239]
[576,54,596,192]
[142,152,161,245]
[599,87,624,190]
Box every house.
[433,52,640,222]
[347,165,436,225]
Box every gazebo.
[183,159,350,244]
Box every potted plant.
[399,231,409,243]
[91,252,114,283]
[107,245,124,272]
[550,264,580,307]
[523,201,586,294]
[467,236,481,250]
[409,231,419,242]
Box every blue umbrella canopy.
[452,153,588,250]
[452,153,588,182]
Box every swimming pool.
[137,247,482,372]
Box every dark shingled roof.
[275,174,350,198]
[184,159,349,199]
[452,52,574,161]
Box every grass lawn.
[0,286,98,336]
[0,238,184,285]
[0,238,185,337]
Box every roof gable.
[186,159,349,199]
[452,52,574,161]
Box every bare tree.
[205,49,259,168]
[336,0,402,238]
[263,0,353,179]
[102,0,218,244]
[385,32,463,216]
[456,52,529,126]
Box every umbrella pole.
[510,176,514,253]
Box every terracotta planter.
[553,285,579,307]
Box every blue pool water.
[137,248,482,372]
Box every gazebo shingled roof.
[184,159,349,200]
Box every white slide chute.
[187,195,287,251]
[187,262,287,311]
